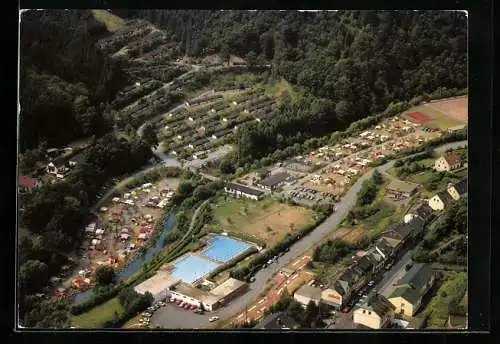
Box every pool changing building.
[135,273,249,311]
[167,278,248,311]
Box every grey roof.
[375,238,394,257]
[294,285,322,301]
[389,263,434,304]
[383,217,425,240]
[225,182,264,197]
[254,312,299,329]
[436,190,454,205]
[407,203,434,221]
[451,179,467,195]
[359,294,395,318]
[386,179,419,194]
[259,172,293,187]
[355,255,374,273]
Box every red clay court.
[405,111,431,123]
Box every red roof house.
[19,175,40,192]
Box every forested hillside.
[114,10,467,163]
[20,10,128,152]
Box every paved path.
[149,140,467,329]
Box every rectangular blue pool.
[200,235,253,263]
[170,254,220,284]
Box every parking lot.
[286,187,337,207]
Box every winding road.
[150,140,467,329]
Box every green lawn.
[213,196,314,246]
[71,297,124,328]
[420,272,468,328]
[408,170,435,184]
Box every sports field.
[425,96,468,123]
[213,197,314,246]
[403,96,468,130]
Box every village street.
[150,140,467,329]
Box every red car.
[341,306,351,313]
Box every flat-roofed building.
[210,278,248,305]
[134,271,180,302]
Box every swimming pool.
[170,254,220,284]
[200,235,253,263]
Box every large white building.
[134,271,180,302]
[224,182,265,200]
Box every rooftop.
[259,172,293,187]
[442,152,462,166]
[294,285,322,301]
[436,190,454,205]
[254,312,299,329]
[386,179,419,194]
[357,294,395,318]
[389,263,434,304]
[134,271,180,296]
[210,278,246,297]
[19,175,38,187]
[172,282,221,304]
[407,202,434,221]
[451,179,467,195]
[225,182,265,197]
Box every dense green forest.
[20,10,128,152]
[116,10,466,164]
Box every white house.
[434,152,462,172]
[353,294,395,329]
[224,182,264,200]
[428,191,454,211]
[293,285,322,307]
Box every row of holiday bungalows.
[213,84,248,92]
[185,94,224,107]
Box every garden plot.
[340,227,369,246]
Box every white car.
[209,316,219,322]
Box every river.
[72,210,177,305]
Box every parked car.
[209,316,219,322]
[367,280,375,287]
[194,309,204,314]
[285,247,290,252]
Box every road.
[150,140,467,329]
[326,250,414,329]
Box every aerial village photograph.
[17,9,468,330]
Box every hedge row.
[206,247,259,281]
[70,284,123,315]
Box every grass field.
[213,196,314,246]
[71,297,124,328]
[408,170,436,184]
[403,105,464,130]
[91,10,125,32]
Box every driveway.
[148,142,467,328]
